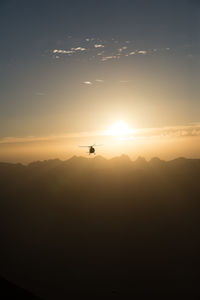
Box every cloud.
[128,51,136,55]
[101,56,118,61]
[104,123,200,139]
[50,38,173,63]
[49,39,177,69]
[71,47,86,51]
[94,44,104,48]
[53,47,87,56]
[138,50,148,54]
[136,124,200,139]
[83,79,104,85]
[0,131,106,145]
[83,81,92,85]
[118,46,128,53]
[53,49,74,54]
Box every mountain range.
[0,156,200,298]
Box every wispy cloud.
[138,50,148,54]
[83,81,92,85]
[128,51,136,55]
[52,47,87,56]
[53,49,74,54]
[50,37,174,63]
[82,79,104,85]
[95,79,104,82]
[97,51,104,56]
[101,55,119,62]
[0,131,106,145]
[118,46,128,52]
[135,123,200,139]
[94,44,104,48]
[1,124,200,145]
[71,47,86,51]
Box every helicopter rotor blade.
[79,144,103,148]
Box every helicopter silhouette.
[79,144,103,155]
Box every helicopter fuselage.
[89,146,95,154]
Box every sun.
[106,121,133,136]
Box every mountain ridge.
[0,155,200,298]
[0,155,199,168]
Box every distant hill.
[0,156,200,298]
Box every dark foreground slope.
[0,276,42,299]
[0,155,200,298]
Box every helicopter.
[79,144,103,155]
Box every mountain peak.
[110,154,131,163]
[134,156,147,163]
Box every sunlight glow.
[105,121,134,136]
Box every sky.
[0,0,200,162]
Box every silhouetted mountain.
[149,156,164,165]
[110,154,131,163]
[28,159,62,171]
[0,156,200,298]
[133,156,148,169]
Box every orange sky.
[1,123,199,163]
